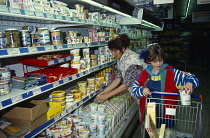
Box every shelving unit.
[0,1,158,137]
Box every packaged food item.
[87,77,95,85]
[0,32,6,49]
[90,54,98,60]
[0,81,12,96]
[0,68,11,80]
[5,28,20,48]
[145,114,159,138]
[51,96,65,102]
[73,91,82,100]
[82,48,90,58]
[50,30,62,45]
[19,30,31,47]
[31,33,40,46]
[38,28,50,45]
[50,90,66,98]
[70,49,80,56]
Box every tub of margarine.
[51,90,66,97]
[77,81,87,89]
[51,96,65,102]
[70,87,79,93]
[73,91,82,100]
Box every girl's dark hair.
[108,34,130,51]
[145,44,166,63]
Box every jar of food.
[31,33,40,46]
[38,28,50,45]
[0,32,6,49]
[50,30,62,45]
[5,28,20,48]
[0,81,12,96]
[19,30,31,47]
[0,68,11,80]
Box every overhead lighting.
[185,0,191,17]
[78,0,132,17]
[79,0,161,29]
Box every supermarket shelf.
[0,60,117,110]
[24,86,106,138]
[108,101,138,138]
[0,6,120,28]
[0,42,108,59]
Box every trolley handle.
[150,91,202,99]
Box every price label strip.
[28,47,38,53]
[0,6,8,12]
[72,74,77,80]
[24,10,35,16]
[7,48,20,55]
[63,77,69,83]
[45,45,54,51]
[0,102,3,109]
[58,58,64,63]
[46,13,54,19]
[66,56,71,61]
[56,15,63,20]
[9,8,20,14]
[48,60,54,66]
[53,81,60,87]
[32,88,42,95]
[57,45,63,49]
[11,95,23,104]
[35,11,44,17]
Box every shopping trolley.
[141,91,203,138]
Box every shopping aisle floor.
[124,63,210,138]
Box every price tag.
[11,95,23,104]
[56,15,63,20]
[24,10,35,16]
[28,47,37,53]
[0,102,3,109]
[35,11,44,17]
[32,88,42,95]
[9,8,20,14]
[63,77,69,83]
[72,74,76,80]
[0,6,8,12]
[58,58,64,63]
[46,13,54,19]
[48,60,54,65]
[7,48,20,55]
[57,45,63,49]
[73,18,79,22]
[45,45,54,51]
[53,81,60,87]
[66,56,71,61]
[54,115,60,122]
[67,44,73,48]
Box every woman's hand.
[142,88,151,97]
[96,94,109,103]
[180,82,193,94]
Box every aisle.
[123,63,210,138]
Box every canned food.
[0,81,12,96]
[51,30,62,45]
[38,28,50,45]
[19,30,31,47]
[5,28,20,48]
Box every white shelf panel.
[0,60,117,110]
[0,42,108,59]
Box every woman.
[96,34,147,103]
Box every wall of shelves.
[0,1,156,137]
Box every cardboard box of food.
[147,102,156,126]
[5,113,47,132]
[145,114,159,138]
[3,100,48,121]
[47,102,62,121]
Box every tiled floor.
[124,62,210,138]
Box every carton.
[3,100,48,121]
[5,113,47,131]
[46,102,62,120]
[147,102,156,126]
[145,114,159,138]
[159,124,166,138]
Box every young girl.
[132,44,200,128]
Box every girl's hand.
[96,94,109,103]
[142,88,152,97]
[181,82,193,94]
